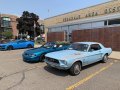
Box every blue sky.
[0,0,110,19]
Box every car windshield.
[9,40,20,43]
[42,43,54,48]
[67,43,89,52]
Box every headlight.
[2,45,6,47]
[30,54,36,57]
[60,60,67,65]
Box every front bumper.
[0,46,6,50]
[22,54,40,62]
[45,59,69,70]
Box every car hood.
[46,50,86,60]
[24,47,48,54]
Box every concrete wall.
[44,0,120,27]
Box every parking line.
[66,62,114,90]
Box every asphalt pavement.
[0,49,120,90]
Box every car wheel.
[102,54,108,63]
[7,46,13,50]
[27,44,33,48]
[39,54,45,62]
[69,62,81,76]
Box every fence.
[47,32,65,42]
[72,26,120,51]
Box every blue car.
[0,40,34,50]
[45,42,112,76]
[22,42,69,62]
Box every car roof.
[75,42,100,45]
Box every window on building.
[48,28,51,32]
[1,17,11,27]
[108,19,120,25]
[92,21,104,28]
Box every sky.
[0,0,111,19]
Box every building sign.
[63,15,81,22]
[104,6,120,14]
[63,5,120,23]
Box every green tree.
[16,11,44,39]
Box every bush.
[2,31,13,39]
[56,41,70,45]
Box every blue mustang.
[0,40,34,50]
[45,42,112,76]
[22,42,69,62]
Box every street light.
[34,21,36,39]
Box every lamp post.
[40,24,45,34]
[34,22,36,39]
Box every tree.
[16,11,43,39]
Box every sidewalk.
[34,44,42,48]
[109,51,120,60]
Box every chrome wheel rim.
[104,55,108,62]
[74,64,80,75]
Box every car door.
[85,44,102,65]
[17,40,27,48]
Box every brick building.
[0,14,18,38]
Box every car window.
[18,40,26,43]
[89,44,101,51]
[42,42,55,48]
[68,43,89,52]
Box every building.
[0,14,18,38]
[44,0,120,51]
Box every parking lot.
[0,49,120,90]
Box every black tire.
[27,44,33,48]
[69,62,81,76]
[102,54,108,63]
[7,46,13,50]
[39,54,45,62]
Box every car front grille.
[0,46,4,49]
[46,57,59,64]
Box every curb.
[109,58,120,61]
